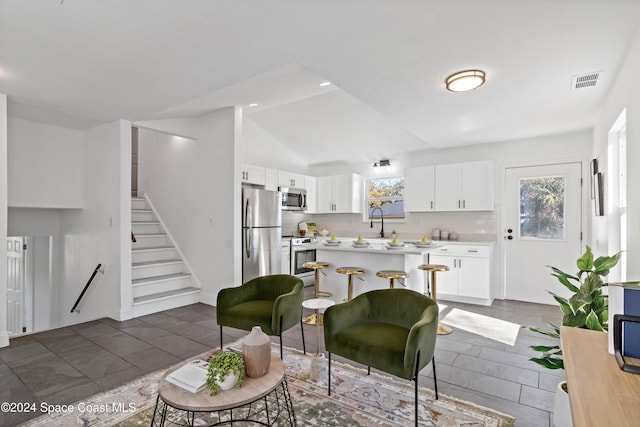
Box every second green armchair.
[216,274,306,358]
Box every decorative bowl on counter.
[387,241,404,247]
[318,229,330,236]
[352,240,370,247]
[323,240,341,246]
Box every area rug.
[21,340,514,427]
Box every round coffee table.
[151,353,296,426]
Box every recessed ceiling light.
[445,70,486,92]
[248,103,258,107]
[319,82,331,87]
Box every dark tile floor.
[0,297,563,426]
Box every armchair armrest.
[404,303,439,378]
[323,297,370,343]
[216,282,261,315]
[272,283,304,332]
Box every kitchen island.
[315,239,440,302]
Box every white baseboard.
[199,290,217,307]
[0,330,10,348]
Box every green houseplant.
[206,351,245,396]
[529,246,621,370]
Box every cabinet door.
[404,166,435,211]
[316,176,334,213]
[277,171,305,188]
[305,176,317,213]
[461,161,494,211]
[434,163,461,211]
[334,173,361,213]
[458,256,490,298]
[427,255,458,296]
[264,168,278,191]
[241,164,266,185]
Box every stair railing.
[70,263,104,313]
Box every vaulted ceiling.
[1,1,639,165]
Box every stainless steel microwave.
[279,187,307,211]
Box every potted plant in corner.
[206,351,245,396]
[529,246,620,427]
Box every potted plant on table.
[529,246,620,427]
[206,351,245,396]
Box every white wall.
[57,120,130,326]
[592,27,640,277]
[0,94,8,347]
[138,107,239,305]
[7,118,84,208]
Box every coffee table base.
[151,379,296,426]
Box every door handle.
[507,235,513,240]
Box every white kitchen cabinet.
[305,175,317,213]
[428,244,492,304]
[264,168,278,191]
[404,165,435,211]
[434,160,494,211]
[277,171,305,189]
[240,164,266,186]
[316,173,362,213]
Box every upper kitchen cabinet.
[305,175,317,213]
[404,165,435,212]
[277,171,305,189]
[241,163,266,186]
[316,173,362,213]
[264,168,278,191]
[434,160,494,211]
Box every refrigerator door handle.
[245,198,252,258]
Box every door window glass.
[519,176,565,240]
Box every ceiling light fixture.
[319,81,331,87]
[373,159,391,167]
[248,103,258,107]
[445,70,486,92]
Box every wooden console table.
[560,326,640,426]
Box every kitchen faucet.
[370,206,385,238]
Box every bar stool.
[376,270,409,288]
[303,261,331,325]
[336,267,365,302]
[418,264,452,335]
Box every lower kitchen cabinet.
[428,243,493,305]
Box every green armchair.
[323,288,439,426]
[217,274,306,358]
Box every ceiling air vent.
[571,71,602,90]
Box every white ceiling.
[1,1,639,165]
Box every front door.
[6,237,26,335]
[504,163,583,304]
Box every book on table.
[166,360,209,393]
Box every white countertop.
[315,240,440,255]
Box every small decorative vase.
[243,326,271,377]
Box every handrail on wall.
[70,263,104,313]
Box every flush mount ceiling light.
[319,81,331,87]
[373,159,391,167]
[248,103,258,107]
[445,70,486,92]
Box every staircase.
[131,197,200,317]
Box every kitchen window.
[366,176,405,219]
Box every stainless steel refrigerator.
[242,188,282,282]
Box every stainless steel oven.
[291,237,315,278]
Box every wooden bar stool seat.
[418,264,452,335]
[303,261,331,325]
[376,270,409,288]
[336,267,365,302]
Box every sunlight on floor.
[440,308,521,346]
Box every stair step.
[132,209,152,213]
[132,259,182,268]
[132,245,174,252]
[133,287,200,305]
[132,221,160,225]
[135,233,167,238]
[133,272,191,286]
